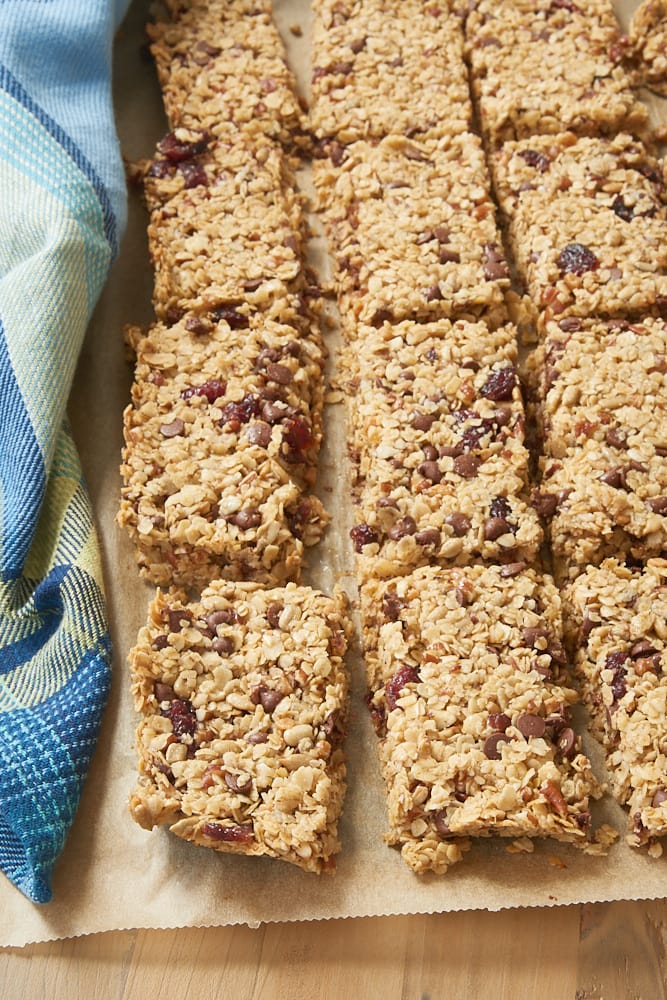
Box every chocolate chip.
[558,317,582,332]
[556,727,577,759]
[422,444,439,462]
[251,685,283,714]
[424,283,443,301]
[531,489,559,518]
[265,362,293,385]
[382,591,405,621]
[212,636,235,656]
[152,635,169,651]
[647,497,667,514]
[484,516,510,541]
[415,528,440,546]
[454,453,481,478]
[206,609,237,630]
[444,512,471,536]
[629,638,659,659]
[410,410,435,431]
[230,508,262,530]
[245,421,272,448]
[388,516,417,540]
[266,602,283,628]
[350,523,379,552]
[488,712,510,732]
[223,771,253,795]
[154,682,175,703]
[439,247,461,264]
[500,561,527,577]
[599,468,624,489]
[516,714,546,739]
[652,788,667,807]
[159,418,185,438]
[482,242,510,281]
[417,460,442,484]
[483,732,511,759]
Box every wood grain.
[7,903,667,1000]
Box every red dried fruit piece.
[201,822,254,843]
[157,130,210,162]
[181,378,227,403]
[556,243,599,276]
[220,394,261,427]
[162,697,197,738]
[385,664,419,710]
[283,416,314,457]
[212,306,249,330]
[350,523,379,552]
[480,366,516,402]
[518,149,550,173]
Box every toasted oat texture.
[118,311,328,588]
[490,132,666,222]
[309,0,472,143]
[529,316,667,577]
[629,0,667,96]
[313,133,510,330]
[465,0,648,147]
[147,0,305,148]
[344,318,542,579]
[129,582,351,873]
[138,128,301,216]
[147,180,306,322]
[563,559,667,847]
[360,565,599,874]
[506,183,667,324]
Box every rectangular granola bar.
[345,318,542,579]
[147,181,306,322]
[118,310,328,588]
[563,558,667,848]
[313,132,510,330]
[507,189,667,325]
[147,0,305,149]
[138,127,301,217]
[465,0,648,148]
[529,316,667,577]
[489,131,666,222]
[310,0,472,143]
[129,582,351,873]
[360,564,599,874]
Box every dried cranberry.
[385,664,419,710]
[211,306,249,330]
[382,591,405,621]
[482,243,509,281]
[518,149,550,173]
[157,130,210,162]
[556,243,599,276]
[611,195,635,222]
[162,697,197,738]
[606,650,628,702]
[220,394,260,427]
[201,822,254,843]
[350,523,379,552]
[480,366,516,402]
[283,417,314,457]
[549,0,581,12]
[179,162,208,188]
[181,378,227,403]
[490,496,512,520]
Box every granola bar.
[147,0,305,148]
[465,0,648,148]
[506,188,667,325]
[629,0,667,97]
[313,133,510,329]
[345,318,542,579]
[118,310,328,589]
[129,582,351,873]
[489,131,666,222]
[138,127,301,216]
[309,0,472,143]
[360,564,599,873]
[563,558,667,847]
[147,181,306,322]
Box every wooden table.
[1,901,666,998]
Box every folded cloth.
[0,0,130,903]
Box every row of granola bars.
[309,0,667,869]
[119,0,354,872]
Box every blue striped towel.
[0,0,130,903]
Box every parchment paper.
[2,0,666,949]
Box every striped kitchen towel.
[0,0,130,903]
